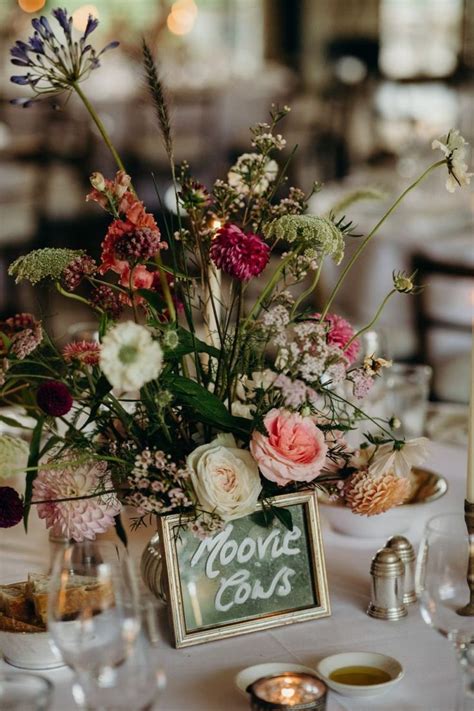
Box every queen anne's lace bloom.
[344,470,411,516]
[99,321,163,391]
[33,458,121,541]
[8,248,85,285]
[264,215,345,264]
[0,435,29,481]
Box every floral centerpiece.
[1,9,471,543]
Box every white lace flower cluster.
[228,153,278,196]
[125,448,194,516]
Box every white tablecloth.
[0,441,466,711]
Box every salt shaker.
[367,548,407,620]
[386,535,417,604]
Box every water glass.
[416,513,474,711]
[0,672,53,711]
[384,362,432,437]
[48,541,141,676]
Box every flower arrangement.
[1,9,471,542]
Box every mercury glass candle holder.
[247,672,327,710]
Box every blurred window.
[379,0,464,79]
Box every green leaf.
[273,505,293,531]
[168,327,220,360]
[85,375,113,424]
[250,508,275,528]
[98,313,108,339]
[153,263,194,281]
[0,414,31,430]
[23,417,45,531]
[137,288,167,313]
[114,513,128,547]
[165,375,251,436]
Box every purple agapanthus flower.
[9,7,119,108]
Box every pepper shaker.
[367,548,407,620]
[386,535,417,604]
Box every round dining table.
[0,440,467,710]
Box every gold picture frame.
[158,491,331,648]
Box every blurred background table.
[0,440,466,711]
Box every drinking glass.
[416,513,474,711]
[0,672,53,711]
[384,362,432,437]
[48,541,140,674]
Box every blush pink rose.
[250,408,328,486]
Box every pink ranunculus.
[250,408,328,486]
[313,312,360,365]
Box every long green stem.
[243,251,296,327]
[344,289,396,351]
[55,282,97,310]
[320,159,445,320]
[291,261,324,317]
[73,82,127,174]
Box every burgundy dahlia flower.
[0,486,23,528]
[210,224,270,281]
[37,380,73,416]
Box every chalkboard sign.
[159,492,330,648]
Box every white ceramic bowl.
[316,651,403,697]
[235,663,317,697]
[320,467,448,538]
[0,629,64,670]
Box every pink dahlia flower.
[210,224,270,281]
[33,459,121,541]
[314,313,360,364]
[250,408,328,486]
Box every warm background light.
[167,0,197,36]
[17,0,46,12]
[72,4,100,33]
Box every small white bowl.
[0,630,64,670]
[320,467,447,538]
[316,651,403,697]
[235,663,317,697]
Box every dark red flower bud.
[37,380,73,417]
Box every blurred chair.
[413,235,473,403]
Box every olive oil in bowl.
[329,666,392,686]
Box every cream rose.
[187,434,262,521]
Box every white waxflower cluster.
[275,321,348,385]
[125,448,193,516]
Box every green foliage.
[165,375,252,436]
